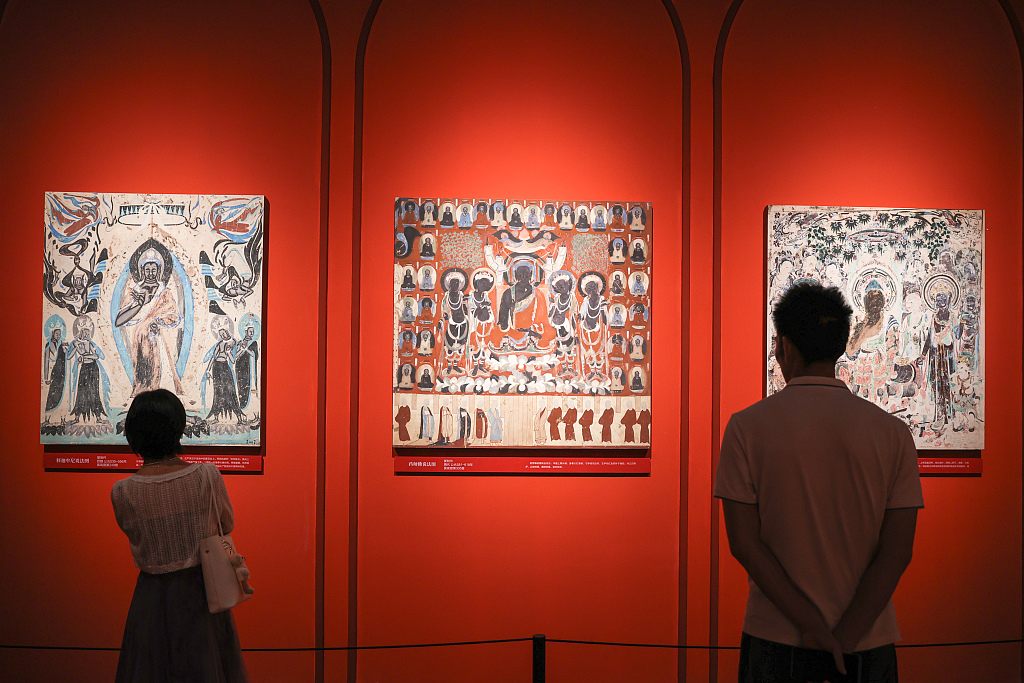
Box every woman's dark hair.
[772,283,853,364]
[124,389,186,461]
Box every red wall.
[1,0,1021,682]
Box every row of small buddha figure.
[397,199,649,234]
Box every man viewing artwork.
[715,283,923,682]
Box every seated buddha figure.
[541,204,559,229]
[607,205,627,231]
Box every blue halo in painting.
[237,313,261,342]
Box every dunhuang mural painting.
[766,206,984,450]
[41,192,264,445]
[393,197,653,448]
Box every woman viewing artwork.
[111,389,249,682]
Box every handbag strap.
[207,464,224,537]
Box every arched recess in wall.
[712,1,1023,681]
[0,0,325,680]
[342,1,690,681]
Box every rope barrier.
[1,637,1019,653]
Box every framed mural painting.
[392,197,653,475]
[42,192,264,470]
[766,206,984,457]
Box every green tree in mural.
[807,215,857,264]
[903,212,952,261]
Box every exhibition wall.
[345,0,684,679]
[0,1,1021,683]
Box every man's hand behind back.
[801,626,847,676]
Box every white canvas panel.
[766,206,983,450]
[42,192,264,445]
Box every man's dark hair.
[124,389,186,461]
[772,283,853,364]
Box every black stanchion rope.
[2,637,1020,653]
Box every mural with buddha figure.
[393,197,653,448]
[42,192,264,445]
[766,205,984,450]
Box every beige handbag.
[199,467,252,613]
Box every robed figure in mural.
[845,285,898,402]
[203,325,245,425]
[114,245,185,396]
[43,326,68,412]
[495,264,554,351]
[926,290,957,430]
[234,325,259,410]
[467,269,496,376]
[67,315,109,426]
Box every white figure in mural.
[824,262,845,290]
[547,271,580,378]
[439,269,470,374]
[630,273,646,296]
[771,257,795,296]
[114,247,185,397]
[525,205,541,229]
[558,206,574,230]
[898,285,929,366]
[490,202,507,228]
[487,407,503,442]
[467,269,496,375]
[799,248,821,281]
[577,272,609,381]
[67,315,110,427]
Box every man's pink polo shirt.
[714,376,924,651]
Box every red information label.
[44,453,263,472]
[396,456,651,475]
[918,458,982,475]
